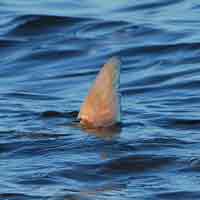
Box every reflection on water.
[78,123,122,140]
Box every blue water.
[1,1,200,199]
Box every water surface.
[1,0,200,199]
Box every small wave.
[0,38,26,48]
[22,49,85,62]
[74,155,174,175]
[118,42,200,57]
[47,70,98,80]
[117,0,183,12]
[122,69,200,96]
[3,92,61,101]
[158,117,200,130]
[0,193,46,200]
[7,14,91,37]
[41,110,78,118]
[0,139,60,158]
[99,155,174,174]
[138,137,192,149]
[122,64,200,97]
[77,20,129,38]
[156,191,200,200]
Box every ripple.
[7,14,90,37]
[0,38,26,48]
[117,0,183,12]
[0,193,45,200]
[156,191,200,200]
[21,49,85,62]
[73,154,175,175]
[41,111,78,118]
[118,42,200,57]
[77,20,129,38]
[3,92,61,101]
[158,117,200,130]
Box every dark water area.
[1,0,200,199]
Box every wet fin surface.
[78,57,121,128]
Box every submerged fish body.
[78,57,121,128]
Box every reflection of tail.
[78,57,121,128]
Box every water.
[1,0,200,199]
